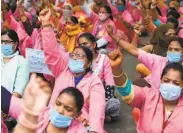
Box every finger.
[39,8,49,15]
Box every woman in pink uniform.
[107,25,183,89]
[78,32,121,122]
[40,8,106,133]
[1,75,87,133]
[82,1,117,52]
[109,49,183,133]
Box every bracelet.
[113,72,124,78]
[41,24,52,29]
[18,114,38,130]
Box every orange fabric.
[60,24,81,52]
[136,63,151,77]
[132,108,140,124]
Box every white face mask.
[98,13,109,22]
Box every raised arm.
[81,1,98,24]
[13,74,51,133]
[108,50,146,108]
[40,8,69,77]
[107,25,139,57]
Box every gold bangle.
[113,72,124,78]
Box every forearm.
[110,34,139,57]
[17,4,27,22]
[13,112,38,133]
[113,70,135,104]
[131,33,138,46]
[151,8,159,20]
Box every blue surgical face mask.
[160,83,182,101]
[131,1,136,7]
[118,5,125,12]
[1,44,13,56]
[49,107,73,128]
[68,58,85,73]
[167,52,182,63]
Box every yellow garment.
[60,24,81,52]
[136,63,151,77]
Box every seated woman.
[60,16,82,52]
[1,29,29,98]
[40,8,106,133]
[1,74,87,133]
[81,1,117,52]
[107,25,183,89]
[78,32,120,122]
[109,49,183,132]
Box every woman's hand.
[106,25,114,37]
[39,8,52,25]
[108,49,123,70]
[23,73,51,114]
[133,20,144,35]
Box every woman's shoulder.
[133,85,160,98]
[15,55,29,66]
[69,119,88,133]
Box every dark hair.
[101,5,113,20]
[155,6,162,16]
[167,17,179,29]
[36,73,48,82]
[161,63,183,80]
[167,10,180,19]
[1,29,19,51]
[169,37,183,48]
[59,87,84,113]
[78,32,98,50]
[75,46,93,72]
[71,16,79,24]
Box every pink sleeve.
[6,14,32,56]
[103,21,116,42]
[41,27,69,77]
[130,85,147,109]
[122,10,134,26]
[31,29,42,50]
[103,56,115,86]
[89,76,105,133]
[107,0,118,16]
[137,49,163,72]
[178,29,183,39]
[9,96,23,120]
[89,11,99,24]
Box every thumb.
[117,49,123,59]
[30,73,37,84]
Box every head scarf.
[150,24,175,56]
